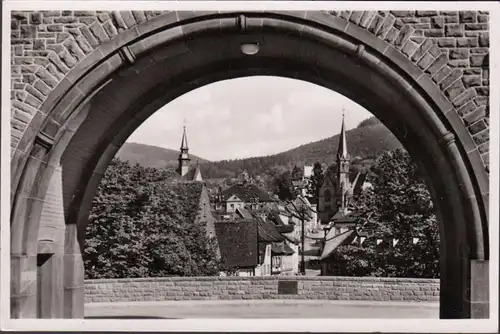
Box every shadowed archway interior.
[10,11,489,319]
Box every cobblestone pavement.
[85,300,439,319]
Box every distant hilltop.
[116,116,402,178]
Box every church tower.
[335,113,351,213]
[178,125,191,177]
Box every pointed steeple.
[337,112,349,160]
[192,159,203,181]
[178,122,191,177]
[180,125,189,150]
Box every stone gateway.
[10,10,489,319]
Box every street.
[85,300,439,319]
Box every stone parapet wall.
[84,276,440,303]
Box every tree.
[338,149,439,278]
[308,162,324,201]
[84,158,223,279]
[291,165,303,180]
[273,170,299,201]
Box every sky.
[126,76,373,161]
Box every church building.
[317,115,366,225]
[177,125,203,182]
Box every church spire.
[178,121,191,177]
[337,112,349,160]
[180,124,189,150]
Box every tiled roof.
[256,216,285,243]
[221,183,275,203]
[352,173,368,196]
[275,224,295,234]
[331,210,363,223]
[285,196,315,220]
[282,231,300,244]
[271,242,295,256]
[181,165,203,181]
[215,220,258,269]
[235,207,254,220]
[320,229,357,260]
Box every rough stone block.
[35,67,58,88]
[80,25,99,47]
[475,87,489,96]
[445,78,466,100]
[368,15,385,35]
[358,11,376,28]
[377,15,395,38]
[464,106,487,126]
[462,75,482,88]
[424,29,444,37]
[20,25,36,38]
[431,16,444,29]
[440,68,462,91]
[470,54,488,67]
[89,22,109,43]
[445,24,463,37]
[384,27,399,43]
[478,32,489,47]
[425,53,448,75]
[465,23,488,31]
[474,130,489,146]
[30,13,42,25]
[457,37,478,48]
[444,16,459,24]
[417,52,434,70]
[120,11,137,28]
[390,11,416,17]
[394,24,414,48]
[437,37,455,47]
[416,11,437,17]
[449,48,469,59]
[469,120,487,134]
[459,11,477,23]
[132,11,147,24]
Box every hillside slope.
[116,118,402,178]
[198,121,402,178]
[282,122,402,165]
[115,142,209,169]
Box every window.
[335,227,341,235]
[324,190,332,202]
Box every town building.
[214,205,298,276]
[291,165,314,198]
[215,181,277,213]
[310,115,375,275]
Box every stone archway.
[10,10,489,319]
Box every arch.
[10,11,489,319]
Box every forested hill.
[116,142,209,169]
[117,117,402,178]
[197,118,402,178]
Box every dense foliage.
[336,149,440,278]
[273,170,300,201]
[356,116,382,128]
[84,159,222,279]
[307,162,324,200]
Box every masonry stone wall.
[330,10,489,169]
[84,276,440,303]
